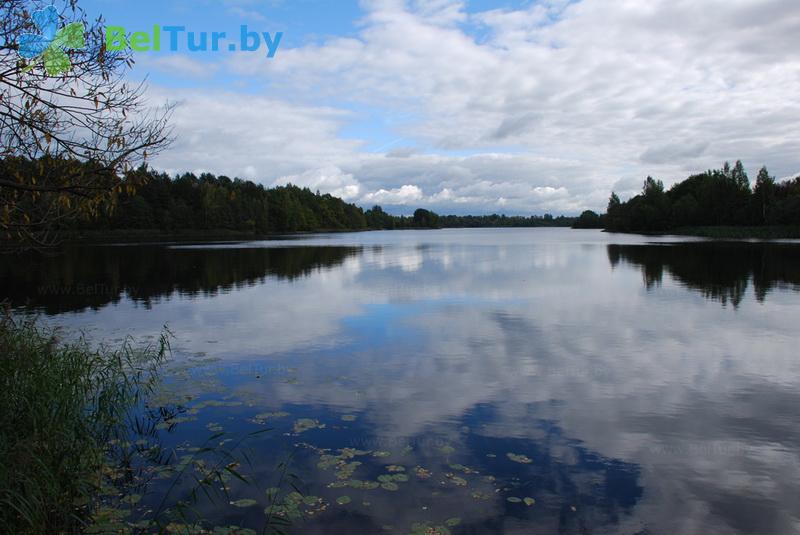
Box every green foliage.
[754,166,777,225]
[0,314,168,534]
[438,213,575,228]
[413,208,440,228]
[572,210,604,229]
[367,207,575,229]
[364,205,396,229]
[96,168,368,233]
[4,157,578,238]
[602,161,800,232]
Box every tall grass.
[0,313,169,534]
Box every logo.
[105,25,283,58]
[18,5,85,75]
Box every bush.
[0,313,168,534]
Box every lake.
[3,228,800,534]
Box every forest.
[1,157,575,237]
[573,161,800,233]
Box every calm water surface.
[3,228,800,534]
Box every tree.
[608,192,621,211]
[1,0,173,246]
[365,205,395,229]
[412,208,439,228]
[671,193,700,227]
[642,176,664,197]
[604,192,623,230]
[598,161,800,232]
[753,166,775,224]
[731,160,750,192]
[573,210,604,229]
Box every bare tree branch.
[0,0,174,248]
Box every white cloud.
[276,166,362,201]
[361,184,424,205]
[147,0,800,213]
[147,89,362,180]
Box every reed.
[0,313,169,534]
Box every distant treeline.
[574,161,800,232]
[365,205,574,229]
[1,158,574,234]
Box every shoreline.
[603,226,800,240]
[3,226,575,247]
[7,225,800,248]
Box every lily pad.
[303,495,321,506]
[446,474,467,487]
[445,517,462,527]
[254,411,290,420]
[230,499,258,508]
[202,400,242,408]
[524,497,536,506]
[336,496,351,505]
[449,463,479,474]
[380,482,399,491]
[213,528,256,535]
[341,414,357,421]
[410,522,451,535]
[415,466,432,479]
[506,452,533,464]
[293,418,325,434]
[507,496,522,503]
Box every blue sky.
[74,0,800,215]
[81,0,537,155]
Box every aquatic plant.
[0,313,169,533]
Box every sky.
[79,0,800,215]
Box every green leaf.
[336,495,351,505]
[43,46,70,75]
[53,22,86,49]
[506,452,533,464]
[230,499,258,508]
